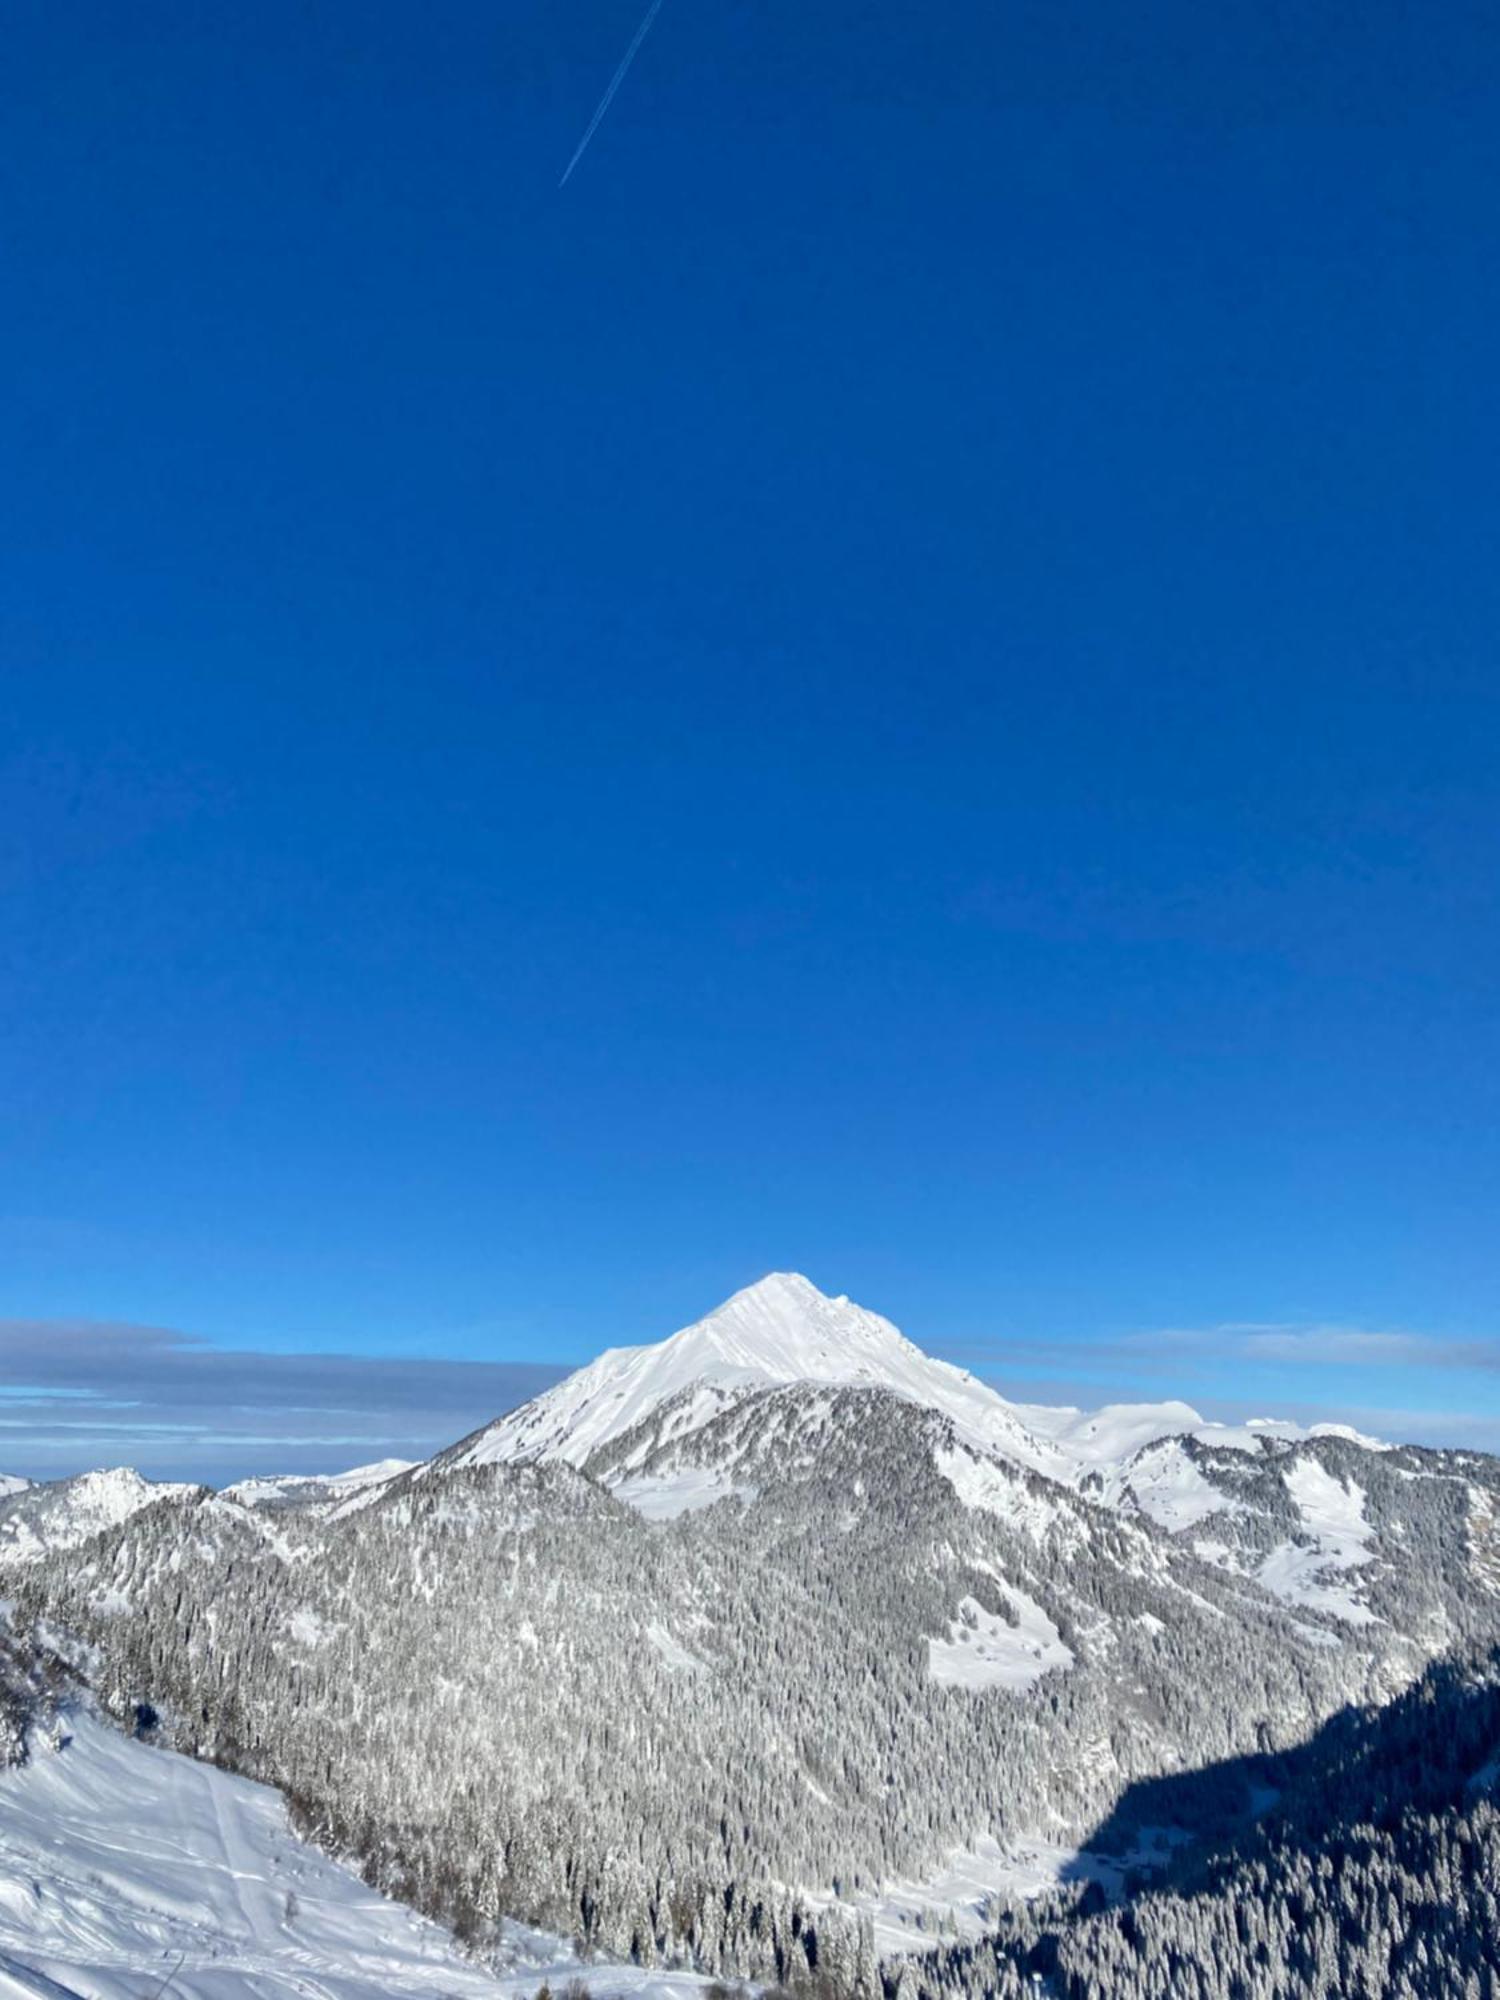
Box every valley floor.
[806,1828,1195,1958]
[0,1713,718,2000]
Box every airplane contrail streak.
[558,0,668,188]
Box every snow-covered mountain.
[0,1467,200,1565]
[436,1273,1388,1494]
[435,1272,1185,1487]
[427,1273,1440,1627]
[223,1457,416,1518]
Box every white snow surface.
[805,1834,1151,1959]
[1014,1399,1207,1467]
[611,1468,756,1520]
[1102,1438,1246,1534]
[1256,1459,1380,1625]
[0,1709,726,2000]
[927,1590,1074,1691]
[446,1274,1095,1485]
[222,1460,415,1515]
[0,1477,30,1501]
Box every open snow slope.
[927,1586,1074,1691]
[1256,1458,1380,1626]
[0,1711,722,2000]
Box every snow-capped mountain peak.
[222,1457,416,1514]
[636,1271,943,1392]
[436,1273,1069,1480]
[426,1274,1411,1549]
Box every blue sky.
[3,1,1498,1480]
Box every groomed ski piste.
[0,1708,721,2000]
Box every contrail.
[558,0,667,188]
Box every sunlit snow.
[0,1469,199,1566]
[927,1590,1074,1691]
[1256,1460,1380,1626]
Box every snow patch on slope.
[645,1623,707,1673]
[1108,1438,1246,1533]
[928,1590,1074,1692]
[613,1467,755,1520]
[1257,1460,1380,1626]
[932,1447,1073,1545]
[807,1835,1139,1960]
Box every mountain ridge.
[432,1272,1236,1491]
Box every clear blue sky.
[3,0,1498,1478]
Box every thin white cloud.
[1127,1322,1500,1372]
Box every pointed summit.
[661,1271,927,1382]
[433,1272,1068,1482]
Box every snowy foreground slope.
[0,1710,715,2000]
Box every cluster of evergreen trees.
[896,1646,1500,1999]
[0,1626,73,1768]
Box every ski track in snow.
[0,1712,723,2000]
